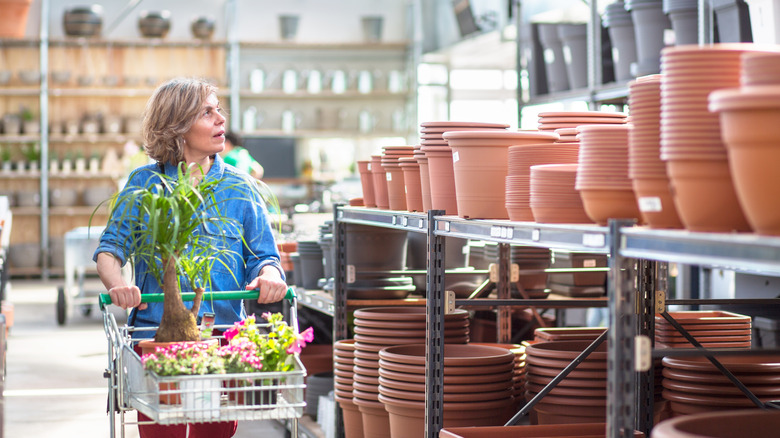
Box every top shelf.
[620,227,780,276]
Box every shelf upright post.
[497,242,512,343]
[636,259,657,436]
[587,0,603,108]
[225,0,240,133]
[607,220,638,438]
[332,204,348,438]
[40,0,51,280]
[425,209,446,438]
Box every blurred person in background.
[222,132,264,179]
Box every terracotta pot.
[357,160,377,207]
[353,396,391,438]
[378,367,514,385]
[710,85,780,234]
[415,152,432,211]
[379,344,515,367]
[382,165,407,211]
[336,394,365,438]
[354,307,468,322]
[578,188,642,225]
[378,393,513,437]
[369,155,389,209]
[440,423,645,438]
[664,159,752,232]
[399,158,423,212]
[423,146,458,214]
[632,178,685,229]
[652,409,780,438]
[379,357,515,376]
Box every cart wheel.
[56,286,67,326]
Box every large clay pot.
[632,178,684,230]
[335,394,365,438]
[579,188,643,225]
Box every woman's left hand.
[247,265,288,303]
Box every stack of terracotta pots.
[655,310,752,349]
[357,160,377,208]
[380,146,415,211]
[575,124,642,225]
[506,141,579,221]
[441,130,558,219]
[709,51,780,235]
[334,339,364,438]
[482,243,552,298]
[533,327,606,343]
[554,127,579,142]
[529,164,592,224]
[351,307,470,438]
[652,409,780,438]
[628,74,684,229]
[377,344,516,437]
[398,156,423,212]
[369,154,390,209]
[537,111,627,131]
[420,121,510,215]
[661,354,780,417]
[471,342,527,410]
[524,340,607,424]
[412,147,431,211]
[659,44,759,232]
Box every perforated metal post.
[333,205,348,438]
[425,210,446,438]
[607,220,638,438]
[497,243,512,343]
[636,259,656,436]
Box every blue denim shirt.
[93,155,283,338]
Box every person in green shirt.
[221,132,264,179]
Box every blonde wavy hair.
[141,78,218,164]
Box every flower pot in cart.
[224,376,279,407]
[137,339,219,405]
[181,378,220,421]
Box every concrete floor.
[2,279,292,438]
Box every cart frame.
[101,289,306,438]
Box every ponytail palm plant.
[97,164,279,343]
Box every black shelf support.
[425,209,446,438]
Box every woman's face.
[182,93,226,164]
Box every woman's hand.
[247,265,288,303]
[109,284,146,310]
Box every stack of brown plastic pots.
[380,146,415,211]
[523,340,608,424]
[351,307,470,438]
[419,121,509,215]
[537,111,627,131]
[412,146,431,211]
[659,44,761,232]
[334,339,364,438]
[442,130,559,219]
[652,410,780,438]
[506,142,580,221]
[529,164,593,224]
[628,74,684,228]
[377,344,516,437]
[575,124,643,225]
[709,50,780,235]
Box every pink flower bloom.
[301,327,314,343]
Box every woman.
[94,77,288,438]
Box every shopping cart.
[100,288,306,437]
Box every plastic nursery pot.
[652,409,780,438]
[369,156,389,209]
[357,160,377,207]
[665,158,752,232]
[423,146,459,215]
[632,177,685,229]
[709,85,780,234]
[578,188,643,226]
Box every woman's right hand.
[109,285,146,310]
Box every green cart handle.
[99,287,296,310]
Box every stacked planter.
[524,340,608,424]
[537,110,627,132]
[628,74,684,229]
[530,164,593,224]
[357,160,376,208]
[548,250,608,297]
[709,51,780,235]
[377,344,516,437]
[660,44,763,232]
[420,121,509,216]
[369,154,390,209]
[603,1,639,81]
[412,146,431,211]
[557,23,588,89]
[295,240,324,290]
[344,224,411,300]
[352,307,470,438]
[380,146,415,211]
[398,156,423,212]
[655,311,752,349]
[536,23,570,92]
[442,130,559,219]
[334,339,364,438]
[576,124,643,225]
[652,409,780,437]
[483,243,552,299]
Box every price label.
[490,226,502,238]
[386,172,392,181]
[583,259,597,268]
[391,216,397,225]
[401,216,408,227]
[346,265,356,283]
[443,221,450,232]
[532,229,541,242]
[583,233,606,248]
[638,196,663,213]
[419,219,425,229]
[452,151,459,163]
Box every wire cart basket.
[101,289,307,437]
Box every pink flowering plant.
[141,342,225,376]
[224,312,315,373]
